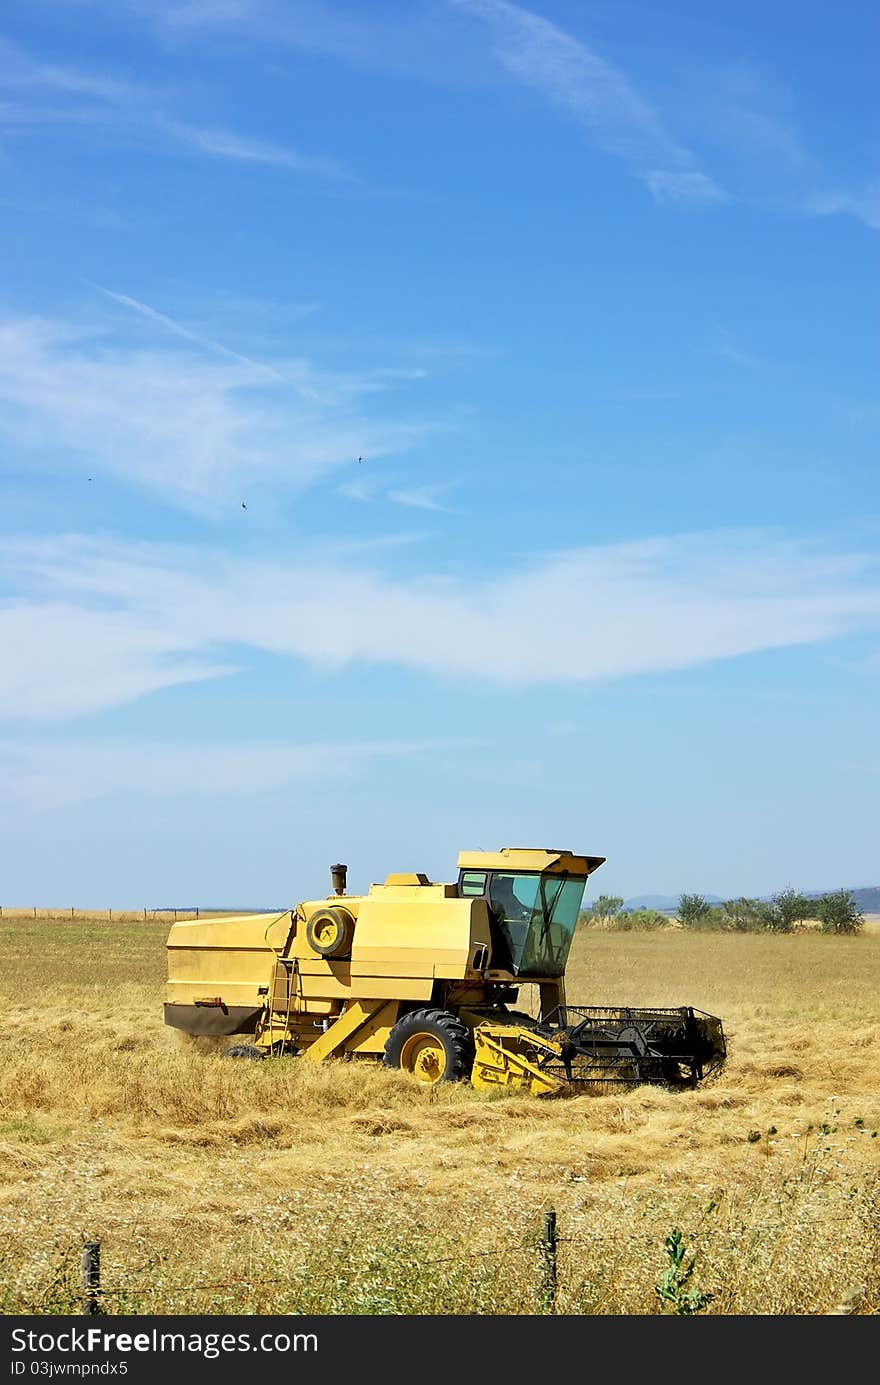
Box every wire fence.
[0,906,202,922]
[37,1214,874,1318]
[62,1216,564,1317]
[0,907,287,922]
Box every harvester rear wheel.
[384,1008,473,1086]
[222,1044,265,1061]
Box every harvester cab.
[164,848,725,1095]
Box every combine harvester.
[164,849,725,1094]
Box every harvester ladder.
[265,956,299,1053]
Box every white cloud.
[93,285,284,378]
[452,0,727,204]
[0,36,357,182]
[642,170,730,206]
[338,476,456,512]
[0,601,235,720]
[386,482,457,513]
[698,63,810,173]
[3,529,879,721]
[0,735,441,809]
[0,313,434,511]
[716,104,808,173]
[806,183,880,232]
[155,116,359,180]
[0,37,140,105]
[338,476,379,503]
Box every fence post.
[34,906,37,919]
[539,1208,558,1314]
[81,1240,103,1315]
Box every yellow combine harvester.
[164,849,725,1094]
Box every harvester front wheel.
[384,1008,473,1086]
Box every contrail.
[91,282,285,382]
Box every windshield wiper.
[539,873,568,943]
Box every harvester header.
[164,849,725,1094]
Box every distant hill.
[763,886,880,912]
[622,894,722,912]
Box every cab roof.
[457,848,605,876]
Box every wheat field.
[0,914,878,1315]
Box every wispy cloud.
[154,116,359,180]
[0,312,435,511]
[0,36,140,105]
[92,284,284,379]
[451,0,727,205]
[710,330,776,371]
[701,63,810,174]
[338,476,456,513]
[117,0,487,82]
[642,171,728,206]
[692,62,877,232]
[806,183,880,232]
[0,36,357,181]
[386,482,457,513]
[0,735,442,809]
[3,529,879,720]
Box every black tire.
[305,906,355,959]
[383,1007,473,1085]
[222,1044,265,1061]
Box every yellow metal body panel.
[351,891,489,990]
[166,911,291,1009]
[457,848,604,876]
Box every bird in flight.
[241,502,247,510]
[357,456,363,464]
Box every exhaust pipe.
[330,863,348,896]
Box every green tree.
[722,897,754,931]
[768,888,811,933]
[590,894,625,920]
[722,897,774,932]
[678,893,712,928]
[817,889,864,935]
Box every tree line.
[582,888,864,935]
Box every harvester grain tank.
[164,849,725,1094]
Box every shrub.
[677,894,712,928]
[613,909,668,931]
[817,889,864,936]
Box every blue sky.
[1,0,877,906]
